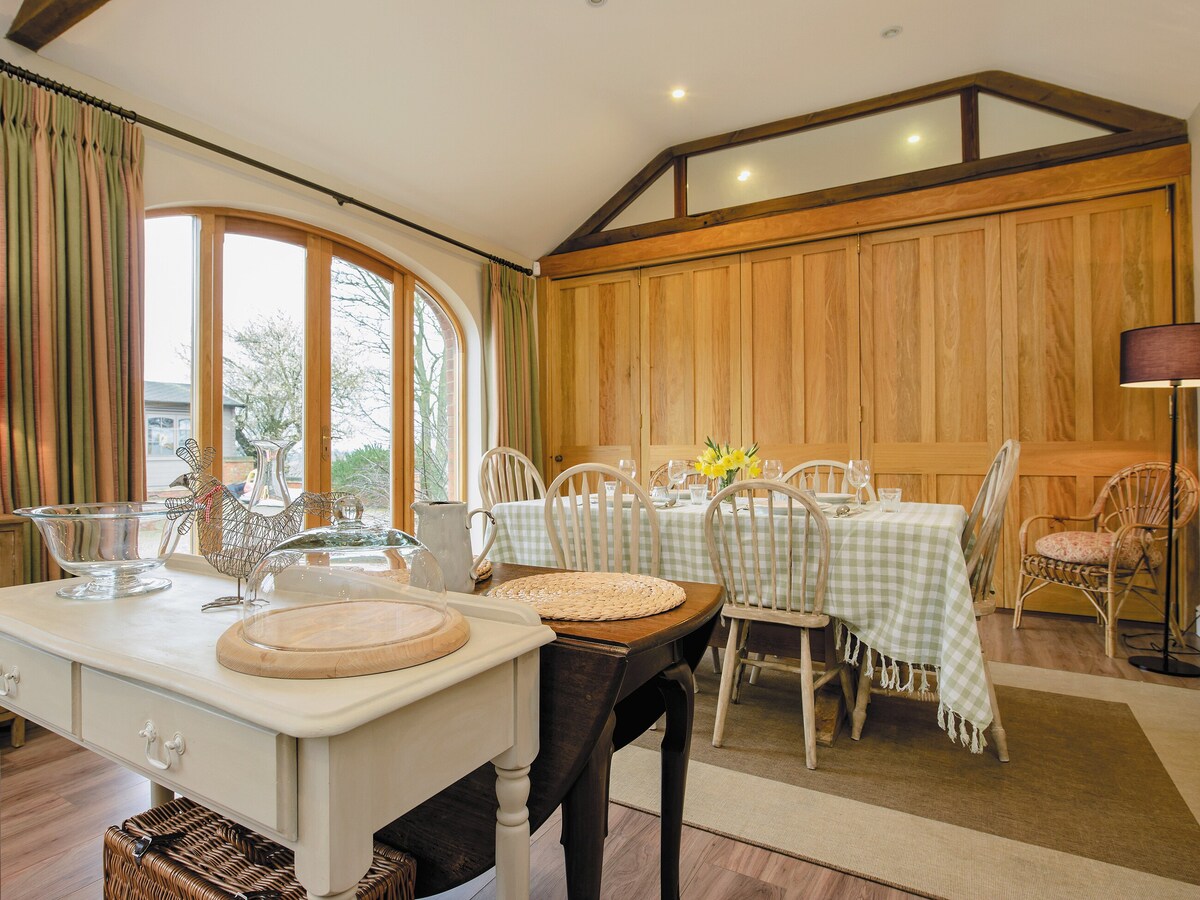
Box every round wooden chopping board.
[216,600,470,678]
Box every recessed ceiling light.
[587,0,607,6]
[907,134,921,144]
[881,25,903,39]
[737,170,751,182]
[671,87,687,100]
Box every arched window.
[143,209,464,528]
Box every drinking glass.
[879,487,902,513]
[761,459,783,481]
[618,458,637,482]
[604,481,617,501]
[688,483,709,506]
[667,458,690,497]
[847,459,872,508]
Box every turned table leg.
[561,711,617,900]
[657,660,695,900]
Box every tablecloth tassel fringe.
[842,629,864,668]
[937,701,948,731]
[958,716,969,746]
[918,665,931,694]
[901,663,915,693]
[834,622,844,651]
[969,722,987,754]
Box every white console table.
[0,556,554,900]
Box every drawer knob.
[138,720,186,771]
[0,666,19,697]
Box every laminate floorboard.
[2,610,1194,900]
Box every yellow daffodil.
[730,448,747,466]
[748,463,762,478]
[701,447,719,464]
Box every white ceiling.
[2,0,1199,259]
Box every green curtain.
[0,73,146,583]
[482,262,542,467]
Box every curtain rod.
[0,57,534,276]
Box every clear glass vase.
[247,438,296,515]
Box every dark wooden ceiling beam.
[6,0,113,51]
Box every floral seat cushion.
[1034,530,1163,570]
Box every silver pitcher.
[411,501,496,594]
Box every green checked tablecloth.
[489,499,993,752]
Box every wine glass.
[761,459,783,481]
[618,459,637,483]
[667,459,690,498]
[847,459,872,508]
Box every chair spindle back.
[544,464,660,575]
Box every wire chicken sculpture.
[165,439,358,609]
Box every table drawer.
[80,668,296,836]
[0,633,73,733]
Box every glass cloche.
[216,499,470,678]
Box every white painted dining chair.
[705,480,855,770]
[544,463,661,575]
[783,459,878,503]
[850,439,1019,762]
[479,446,546,509]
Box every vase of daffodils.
[695,438,760,500]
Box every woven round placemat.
[489,571,686,621]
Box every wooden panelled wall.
[540,188,1178,616]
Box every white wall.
[1,42,533,510]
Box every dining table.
[488,496,995,752]
[376,562,723,900]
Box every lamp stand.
[1129,384,1200,677]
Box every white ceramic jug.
[411,501,496,594]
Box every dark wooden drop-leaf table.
[376,563,723,899]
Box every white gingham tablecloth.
[489,499,993,752]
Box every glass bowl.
[15,501,193,599]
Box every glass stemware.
[667,458,690,496]
[761,459,783,481]
[618,458,637,483]
[848,459,872,508]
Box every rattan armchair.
[1013,462,1199,657]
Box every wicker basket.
[103,798,415,900]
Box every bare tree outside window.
[221,264,459,519]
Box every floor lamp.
[1120,323,1200,677]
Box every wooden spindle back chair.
[704,479,853,769]
[852,440,1019,762]
[648,462,714,494]
[782,459,878,503]
[544,464,661,576]
[479,447,546,509]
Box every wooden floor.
[1,611,1196,900]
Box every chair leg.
[1104,587,1118,658]
[799,629,817,770]
[838,664,856,727]
[732,624,752,704]
[10,715,24,748]
[982,660,1009,763]
[1013,575,1031,629]
[851,651,872,741]
[712,619,742,748]
[747,652,763,686]
[709,645,721,674]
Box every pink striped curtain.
[0,73,146,582]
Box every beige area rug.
[611,662,1200,899]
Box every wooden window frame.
[146,206,468,529]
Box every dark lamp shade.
[1120,323,1200,388]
